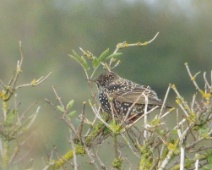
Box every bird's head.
[94,71,119,88]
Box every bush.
[1,35,212,170]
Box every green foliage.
[69,33,158,83]
[139,145,152,170]
[1,38,212,170]
[112,157,123,169]
[45,40,212,170]
[69,47,123,79]
[0,1,212,169]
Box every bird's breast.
[98,92,111,112]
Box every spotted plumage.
[94,71,169,123]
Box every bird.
[93,71,170,123]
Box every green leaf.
[69,50,90,71]
[80,56,90,70]
[66,100,74,110]
[106,52,122,60]
[69,54,81,65]
[92,57,100,68]
[69,110,76,117]
[97,48,110,62]
[57,106,65,112]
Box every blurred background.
[0,0,212,169]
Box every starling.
[94,71,169,123]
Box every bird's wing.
[110,85,164,106]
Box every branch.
[46,145,85,170]
[113,32,159,54]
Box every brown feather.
[110,89,164,106]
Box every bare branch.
[15,72,52,89]
[113,32,159,54]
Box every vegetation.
[0,1,212,169]
[1,34,211,169]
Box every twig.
[170,84,190,116]
[160,108,175,119]
[8,41,24,88]
[52,86,65,112]
[15,72,52,89]
[25,106,40,129]
[194,158,199,170]
[191,94,197,113]
[81,138,100,170]
[90,105,111,130]
[120,133,140,158]
[113,32,159,54]
[143,94,149,142]
[70,131,78,170]
[19,101,38,122]
[179,146,185,170]
[46,87,78,138]
[76,102,86,142]
[203,72,210,90]
[42,147,56,170]
[159,85,172,117]
[93,147,108,170]
[158,147,176,170]
[125,106,158,129]
[185,63,201,91]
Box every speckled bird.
[94,71,169,123]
